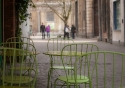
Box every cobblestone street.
[32,36,125,88]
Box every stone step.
[36,32,64,36]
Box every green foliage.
[15,0,36,37]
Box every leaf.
[16,0,36,37]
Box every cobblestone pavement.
[31,36,125,88]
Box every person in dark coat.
[71,25,76,39]
[63,24,67,39]
[40,23,45,39]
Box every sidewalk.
[30,35,97,43]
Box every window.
[113,0,121,30]
[46,11,54,21]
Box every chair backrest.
[6,37,34,46]
[0,42,36,54]
[47,37,74,65]
[59,43,99,65]
[0,47,37,88]
[47,37,74,51]
[0,42,36,63]
[59,43,99,86]
[86,51,125,88]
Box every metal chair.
[47,40,99,87]
[0,42,36,76]
[54,50,125,88]
[47,37,74,87]
[5,37,35,56]
[5,37,39,58]
[0,47,37,88]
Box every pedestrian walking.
[28,29,32,37]
[40,23,45,39]
[29,29,32,36]
[64,25,70,39]
[45,25,51,39]
[63,24,67,39]
[71,25,76,39]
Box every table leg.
[47,55,53,88]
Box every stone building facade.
[30,1,74,36]
[31,0,96,37]
[77,0,98,38]
[110,0,125,45]
[1,0,125,46]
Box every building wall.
[3,0,32,41]
[31,11,38,32]
[110,0,124,45]
[86,0,93,37]
[3,0,15,42]
[77,0,93,38]
[78,0,85,37]
[30,8,72,35]
[20,7,30,38]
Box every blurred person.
[71,25,76,39]
[40,23,45,39]
[64,25,70,39]
[45,25,51,39]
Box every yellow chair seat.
[10,66,33,70]
[51,66,74,69]
[2,76,33,84]
[58,75,89,83]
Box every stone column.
[37,11,40,33]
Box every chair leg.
[47,68,54,88]
[74,84,79,88]
[54,78,58,88]
[67,83,70,88]
[89,81,92,88]
[61,83,66,88]
[47,70,51,88]
[84,83,87,88]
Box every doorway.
[94,0,99,36]
[75,1,78,35]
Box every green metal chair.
[0,42,36,75]
[47,40,99,87]
[0,47,37,88]
[47,37,74,87]
[47,37,74,69]
[54,50,125,88]
[5,37,39,57]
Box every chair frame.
[47,42,99,88]
[54,50,125,88]
[47,37,74,88]
[0,47,37,88]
